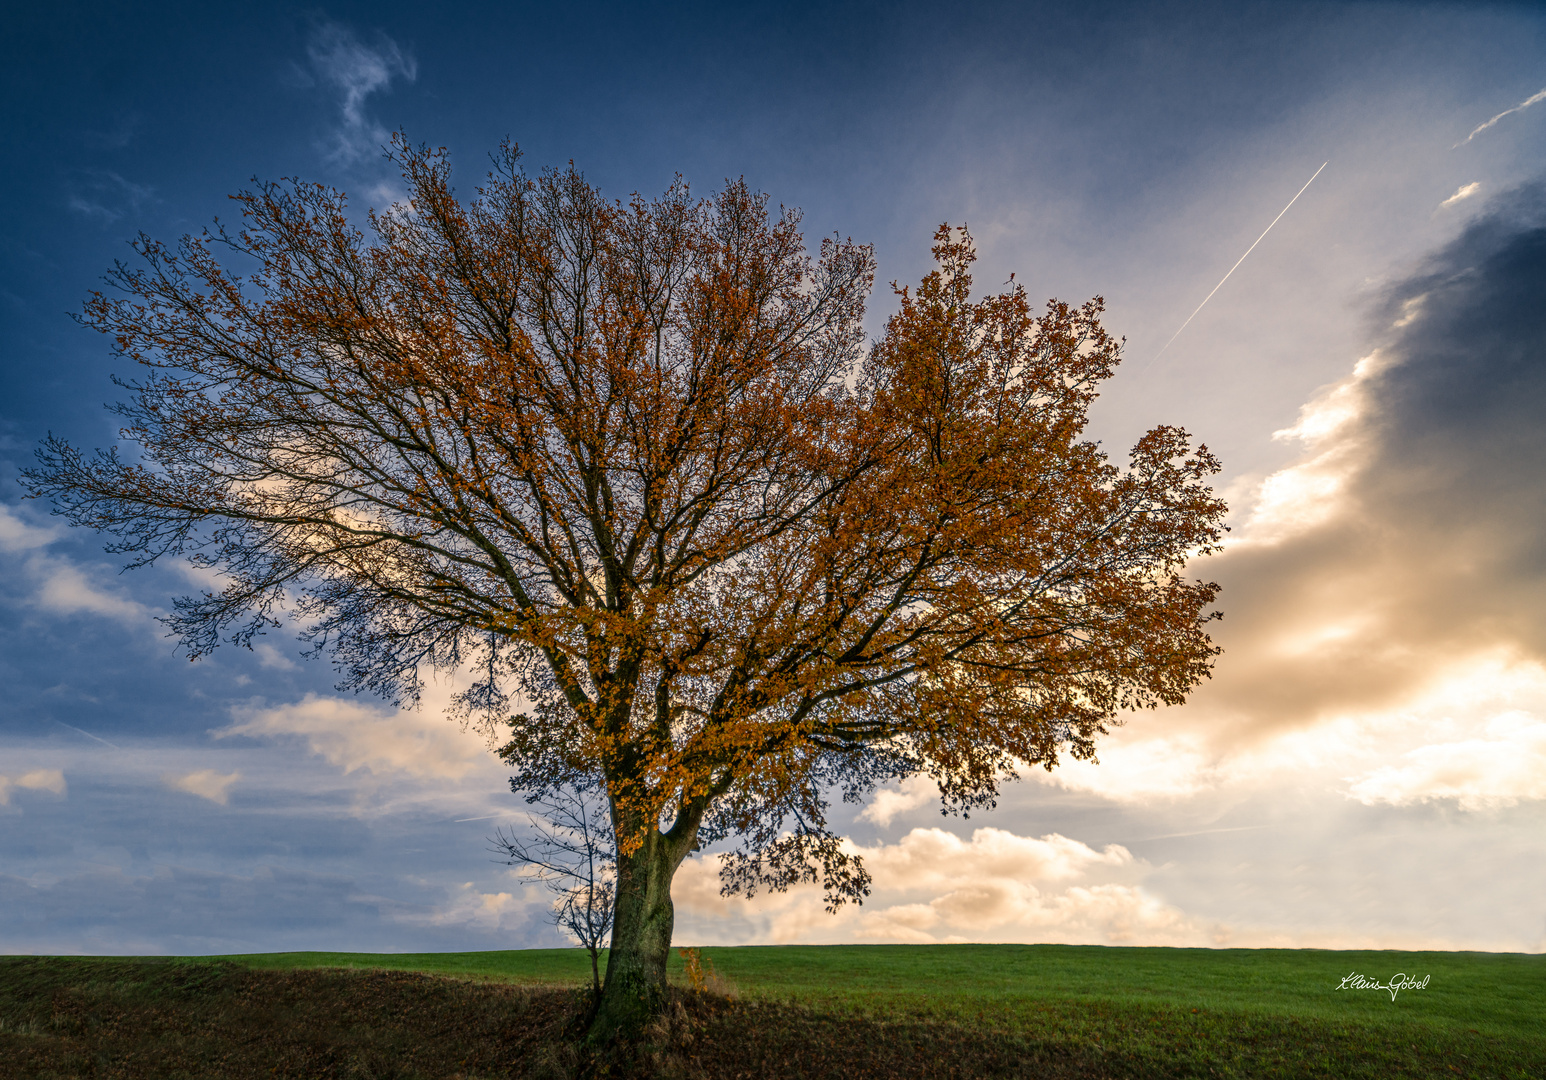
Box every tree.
[25,136,1226,1044]
[492,786,616,1000]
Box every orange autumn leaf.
[26,137,1225,1035]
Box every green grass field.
[227,942,1544,1033]
[3,944,1542,1077]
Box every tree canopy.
[26,137,1225,1041]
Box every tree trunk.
[586,821,693,1045]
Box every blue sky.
[3,0,1546,954]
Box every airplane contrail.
[1456,86,1546,147]
[1141,161,1328,372]
[55,720,121,749]
[1136,824,1272,842]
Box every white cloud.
[857,882,1196,946]
[673,827,1209,947]
[1349,712,1546,811]
[21,769,67,794]
[1033,650,1546,807]
[218,694,491,781]
[0,504,59,552]
[858,775,936,826]
[1032,734,1221,802]
[1227,350,1388,545]
[33,560,151,622]
[253,642,298,671]
[0,769,67,805]
[164,769,241,805]
[307,22,416,163]
[0,502,154,626]
[860,827,1132,887]
[398,880,537,933]
[1440,182,1481,209]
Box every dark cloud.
[0,859,549,955]
[1365,185,1546,595]
[1193,182,1546,735]
[0,745,555,955]
[0,866,388,954]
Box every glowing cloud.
[218,694,490,781]
[397,881,540,934]
[858,775,936,826]
[672,827,1207,946]
[0,769,67,805]
[164,769,242,805]
[1169,187,1546,751]
[1349,713,1546,810]
[1440,182,1481,208]
[1032,735,1220,802]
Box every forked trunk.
[586,822,693,1045]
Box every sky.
[3,0,1545,955]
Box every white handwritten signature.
[1336,972,1430,1002]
